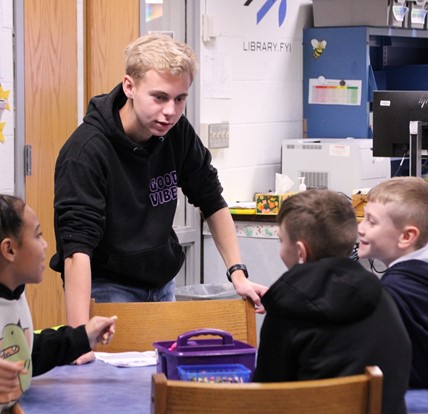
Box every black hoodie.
[382,259,428,388]
[50,84,227,288]
[253,257,411,414]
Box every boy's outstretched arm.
[32,316,116,375]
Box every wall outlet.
[208,122,229,149]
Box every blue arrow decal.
[257,0,276,24]
[278,0,287,26]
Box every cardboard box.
[312,0,409,28]
[352,193,367,219]
[255,193,295,215]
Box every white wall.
[0,0,314,201]
[199,0,313,202]
[0,0,15,194]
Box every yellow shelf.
[229,208,256,215]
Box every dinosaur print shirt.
[0,284,32,412]
[0,283,91,412]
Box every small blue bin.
[177,363,251,383]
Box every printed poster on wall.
[308,77,362,106]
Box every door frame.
[14,0,25,200]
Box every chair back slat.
[151,366,383,414]
[90,297,257,352]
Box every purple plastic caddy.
[153,328,256,380]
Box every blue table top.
[406,389,428,414]
[20,360,155,414]
[19,360,428,413]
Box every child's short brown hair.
[277,189,357,261]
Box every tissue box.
[312,0,407,27]
[255,193,295,215]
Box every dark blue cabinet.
[303,26,428,139]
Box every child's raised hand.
[85,315,118,349]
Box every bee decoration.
[311,39,327,59]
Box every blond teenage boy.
[51,34,267,364]
[358,176,428,389]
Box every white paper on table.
[95,351,157,367]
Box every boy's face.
[13,205,48,287]
[357,201,402,266]
[122,69,191,142]
[278,220,301,270]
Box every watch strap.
[226,263,249,282]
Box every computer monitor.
[372,90,428,158]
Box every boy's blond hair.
[124,34,198,83]
[367,176,428,248]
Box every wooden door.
[85,0,139,100]
[24,0,78,329]
[23,0,139,329]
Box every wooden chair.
[11,403,25,414]
[151,366,383,414]
[89,297,257,352]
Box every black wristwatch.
[226,264,249,282]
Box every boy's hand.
[73,350,95,365]
[85,315,118,350]
[231,275,268,314]
[0,360,27,392]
